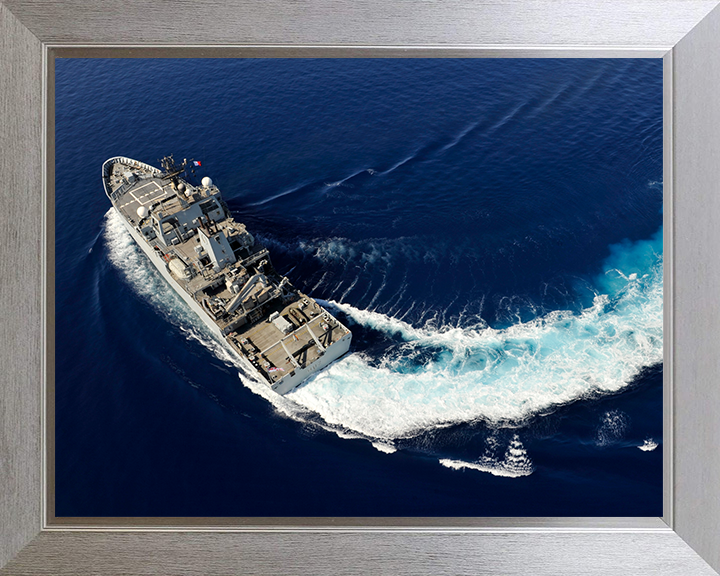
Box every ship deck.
[227,295,348,384]
[105,157,351,388]
[116,177,186,225]
[106,161,193,225]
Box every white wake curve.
[105,208,662,444]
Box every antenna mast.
[159,154,192,186]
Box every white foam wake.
[287,232,662,440]
[105,207,662,446]
[104,208,199,328]
[440,434,534,477]
[288,280,661,439]
[638,438,658,452]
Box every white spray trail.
[287,230,663,440]
[104,207,662,464]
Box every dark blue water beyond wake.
[55,58,663,516]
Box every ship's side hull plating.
[105,157,352,395]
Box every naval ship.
[102,155,352,394]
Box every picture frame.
[1,1,719,574]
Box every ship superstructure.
[102,155,351,394]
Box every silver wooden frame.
[2,1,720,574]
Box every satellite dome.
[177,182,185,192]
[202,176,213,187]
[137,206,149,218]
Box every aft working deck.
[227,295,347,385]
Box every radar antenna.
[159,154,198,186]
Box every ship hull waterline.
[114,209,351,395]
[102,152,352,396]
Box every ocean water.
[55,58,663,517]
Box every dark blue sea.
[55,58,663,517]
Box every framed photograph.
[1,1,719,575]
[51,55,667,522]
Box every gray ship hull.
[104,156,351,395]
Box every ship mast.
[159,154,198,187]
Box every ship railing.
[239,248,270,270]
[111,156,163,176]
